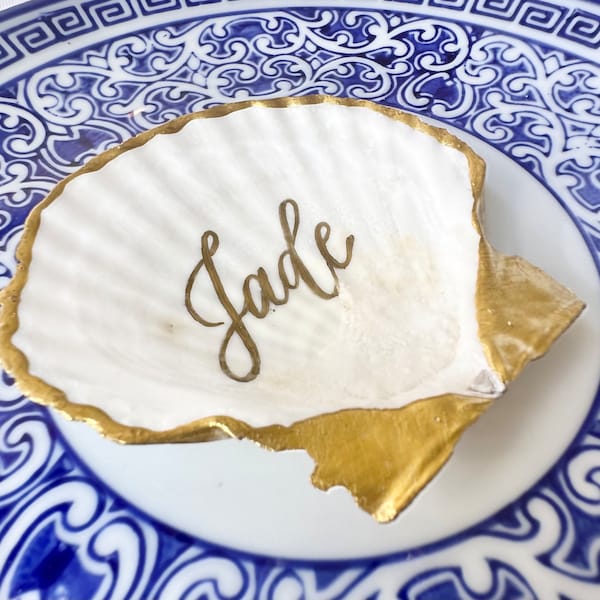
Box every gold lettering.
[243,273,270,318]
[185,199,354,382]
[185,231,224,327]
[279,199,337,300]
[315,221,355,293]
[185,230,259,382]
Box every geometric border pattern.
[1,0,599,71]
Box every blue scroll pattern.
[0,0,598,73]
[0,4,600,598]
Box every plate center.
[54,132,600,560]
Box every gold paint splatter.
[246,396,491,522]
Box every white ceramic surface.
[55,128,600,559]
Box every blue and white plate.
[1,1,600,597]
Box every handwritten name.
[185,199,354,382]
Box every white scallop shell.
[12,98,503,431]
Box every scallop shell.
[0,96,584,521]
